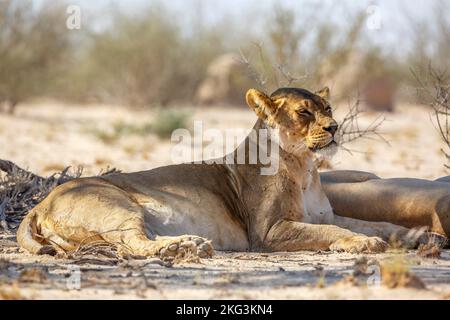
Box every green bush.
[1,1,450,108]
[90,107,190,143]
[151,108,191,139]
[71,5,225,107]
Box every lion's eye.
[298,109,313,117]
[325,106,332,113]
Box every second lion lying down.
[17,87,442,259]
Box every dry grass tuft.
[416,232,447,258]
[19,268,48,283]
[380,257,426,289]
[417,243,442,258]
[333,274,359,287]
[335,256,382,287]
[66,239,149,266]
[315,274,327,289]
[0,258,12,271]
[0,283,23,300]
[352,256,379,277]
[68,241,124,266]
[211,273,240,286]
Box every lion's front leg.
[333,215,411,240]
[264,219,387,253]
[333,215,446,248]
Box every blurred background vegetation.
[0,0,449,113]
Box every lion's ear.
[245,89,277,123]
[316,87,330,101]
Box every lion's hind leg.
[153,235,214,259]
[19,178,214,259]
[102,231,214,260]
[64,185,215,259]
[75,187,215,259]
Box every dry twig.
[0,159,119,230]
[412,66,450,167]
[237,42,307,93]
[237,46,385,152]
[335,96,388,153]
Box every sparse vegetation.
[414,66,450,168]
[0,0,72,113]
[151,108,191,139]
[90,108,191,143]
[66,5,226,106]
[380,256,426,289]
[0,0,448,109]
[0,283,23,300]
[335,97,387,152]
[90,121,153,144]
[417,242,442,259]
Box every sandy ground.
[1,233,450,299]
[1,101,450,299]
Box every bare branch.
[335,95,388,153]
[0,159,119,230]
[237,43,308,93]
[276,63,308,87]
[237,44,384,152]
[414,66,450,166]
[238,48,268,92]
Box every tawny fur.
[321,170,450,237]
[18,87,419,259]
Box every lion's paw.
[330,236,388,253]
[403,228,447,249]
[157,235,214,260]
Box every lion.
[320,170,450,238]
[18,87,420,259]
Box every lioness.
[19,87,414,258]
[320,170,450,237]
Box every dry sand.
[1,101,450,299]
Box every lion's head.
[245,87,338,155]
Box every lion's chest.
[288,160,334,224]
[301,185,334,224]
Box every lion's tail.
[17,205,46,254]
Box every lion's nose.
[323,123,338,135]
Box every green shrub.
[0,0,72,112]
[151,108,191,139]
[71,5,225,106]
[90,108,190,143]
